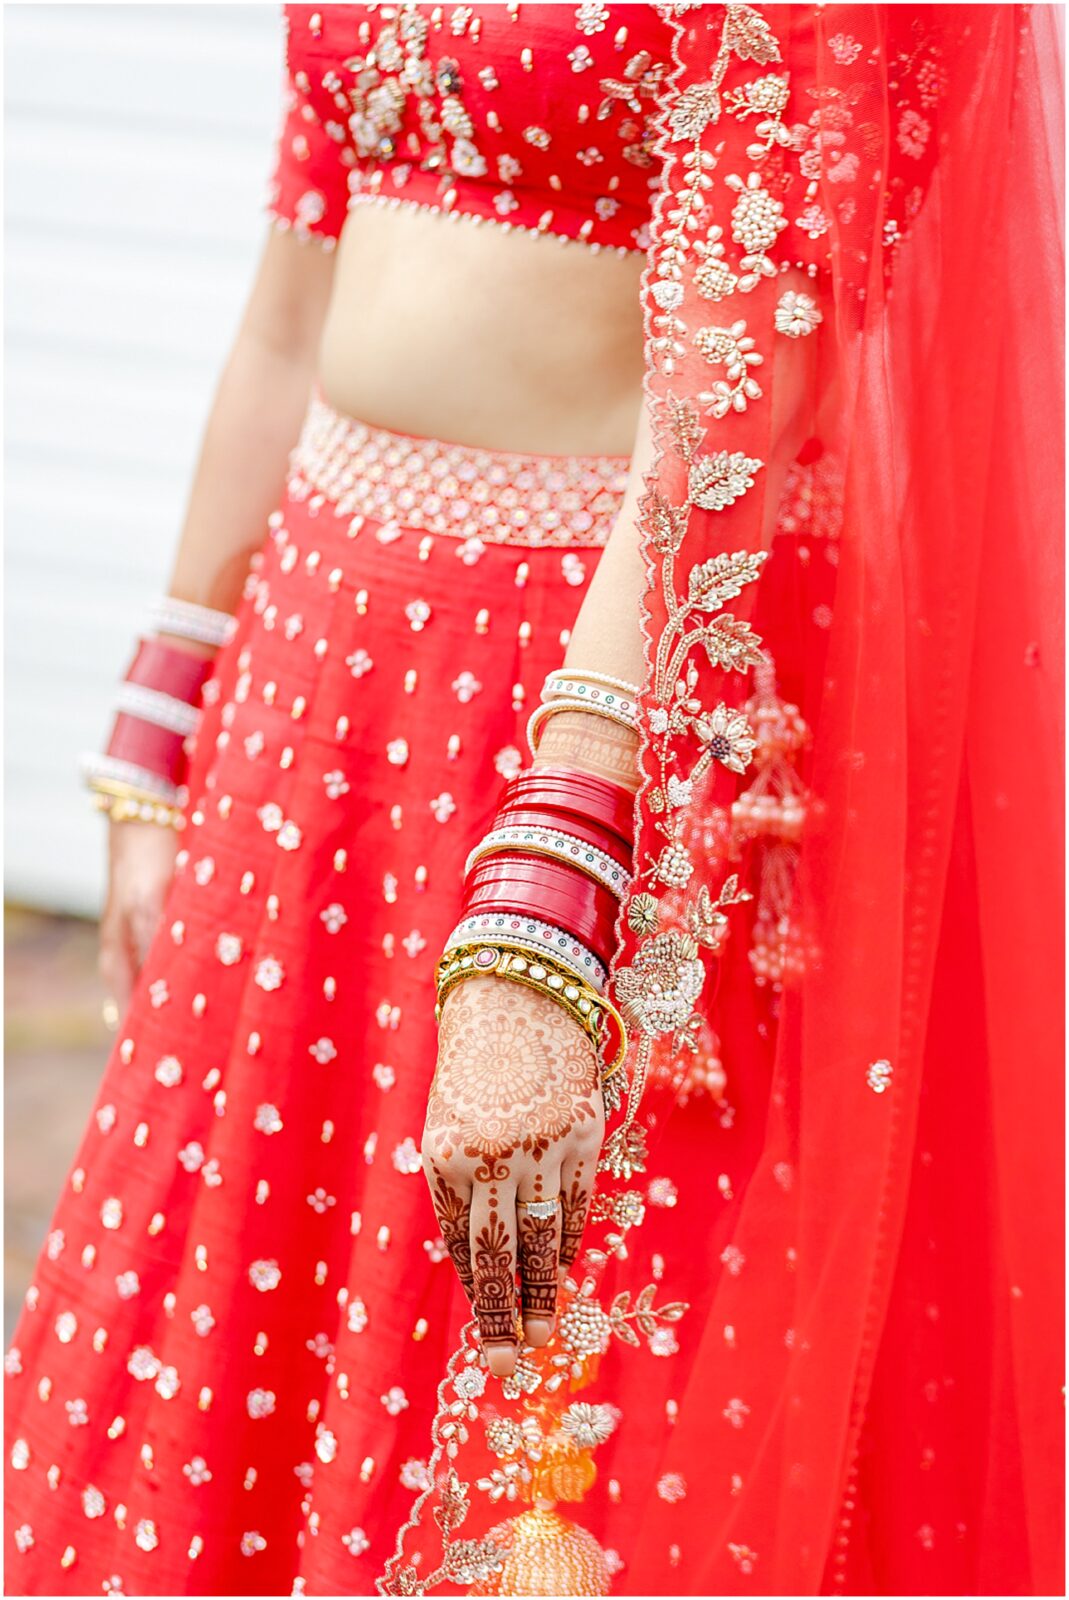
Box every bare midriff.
[316,203,646,458]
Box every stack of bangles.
[81,597,236,829]
[435,668,641,1108]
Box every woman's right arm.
[99,228,336,1011]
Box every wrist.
[531,708,641,791]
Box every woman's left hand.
[421,976,605,1377]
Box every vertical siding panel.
[5,5,283,913]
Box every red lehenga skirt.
[3,399,631,1597]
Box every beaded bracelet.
[444,914,608,992]
[89,785,185,831]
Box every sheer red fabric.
[381,6,1064,1595]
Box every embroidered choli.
[269,2,676,253]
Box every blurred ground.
[4,906,107,1342]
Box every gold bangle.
[90,789,185,831]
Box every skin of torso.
[317,204,646,456]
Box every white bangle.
[148,597,236,649]
[114,683,200,738]
[444,914,608,993]
[542,669,642,701]
[466,824,632,900]
[80,752,180,805]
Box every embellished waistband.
[287,398,630,549]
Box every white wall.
[4,3,282,914]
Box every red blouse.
[268,2,671,254]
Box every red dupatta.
[379,6,1064,1593]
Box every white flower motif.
[65,1398,89,1427]
[258,802,283,833]
[127,1346,160,1381]
[315,1425,338,1464]
[561,552,587,586]
[155,1364,180,1399]
[430,792,456,823]
[342,1528,370,1556]
[720,1244,746,1275]
[477,1461,529,1501]
[100,1197,123,1231]
[493,190,519,216]
[457,536,486,564]
[309,1036,337,1065]
[657,1471,687,1502]
[346,648,374,679]
[559,1402,619,1448]
[277,819,303,851]
[647,1177,678,1207]
[5,1347,23,1375]
[95,1105,116,1134]
[575,1,609,36]
[178,1141,205,1173]
[775,289,823,338]
[193,856,216,886]
[494,745,523,780]
[347,1298,369,1334]
[320,903,347,934]
[248,1259,282,1293]
[241,1531,267,1558]
[649,1326,680,1357]
[134,1518,159,1552]
[387,738,409,767]
[115,1271,140,1300]
[183,1455,212,1486]
[372,1062,396,1091]
[391,1137,422,1175]
[323,769,350,799]
[897,108,931,159]
[216,932,244,966]
[154,1056,183,1088]
[405,599,432,632]
[381,1385,410,1416]
[647,707,670,735]
[454,1365,488,1403]
[594,195,619,221]
[307,1187,336,1214]
[191,1304,215,1337]
[47,1231,66,1262]
[451,670,482,703]
[695,703,757,775]
[568,44,594,71]
[254,1103,283,1135]
[254,956,284,992]
[402,930,427,958]
[14,1525,34,1552]
[247,1388,277,1420]
[723,1396,751,1429]
[400,1457,433,1492]
[81,1483,106,1519]
[148,978,169,1009]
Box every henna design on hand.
[560,1164,593,1275]
[518,1210,559,1322]
[472,1188,518,1348]
[428,1164,474,1303]
[427,982,599,1179]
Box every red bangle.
[106,717,190,787]
[501,769,635,846]
[465,855,620,962]
[125,638,212,703]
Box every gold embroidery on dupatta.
[602,3,790,1180]
[379,8,799,1592]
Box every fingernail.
[523,1317,554,1348]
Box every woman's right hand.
[98,822,180,1016]
[422,976,605,1378]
